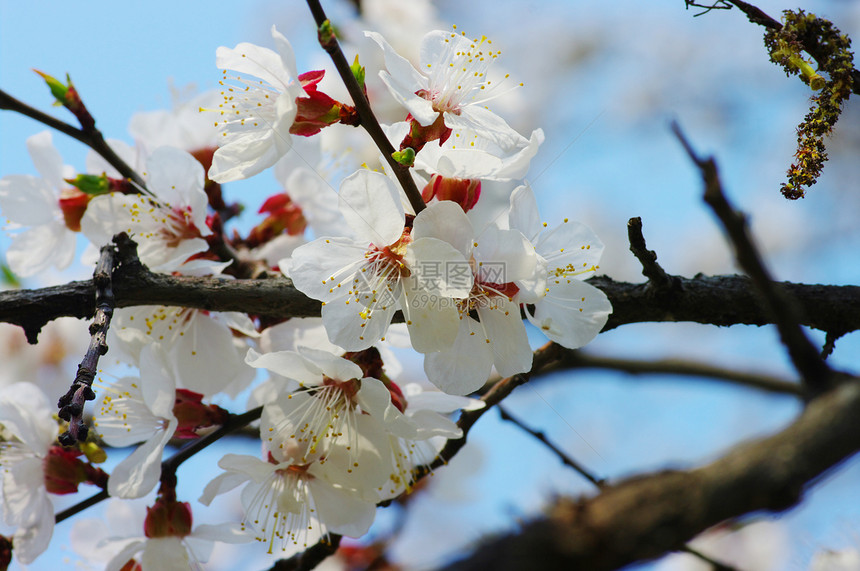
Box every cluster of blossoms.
[0,8,610,570]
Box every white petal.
[145,147,207,218]
[270,25,300,85]
[412,200,474,258]
[355,377,396,419]
[2,456,49,526]
[400,277,460,354]
[405,385,483,413]
[474,226,536,283]
[408,237,473,298]
[96,377,163,448]
[199,471,252,506]
[6,222,75,277]
[379,70,439,126]
[245,348,323,386]
[141,536,190,570]
[107,420,175,499]
[208,95,296,183]
[537,219,605,270]
[217,453,276,482]
[296,346,363,381]
[288,237,367,301]
[26,131,66,189]
[365,31,430,121]
[138,345,177,419]
[170,312,251,396]
[191,522,253,544]
[322,291,397,351]
[477,299,532,377]
[424,317,494,395]
[528,281,612,348]
[307,478,377,538]
[339,170,405,246]
[0,174,57,225]
[452,105,523,149]
[0,383,54,453]
[11,500,55,564]
[508,184,541,240]
[216,42,292,93]
[408,409,462,439]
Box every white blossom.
[287,169,472,352]
[367,28,524,149]
[95,346,179,499]
[508,184,612,348]
[207,25,305,183]
[0,383,57,563]
[0,131,77,277]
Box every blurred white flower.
[0,383,57,564]
[0,131,77,277]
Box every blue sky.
[3,0,860,569]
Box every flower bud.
[33,70,95,131]
[291,70,343,136]
[421,174,481,212]
[143,498,193,539]
[43,446,89,494]
[58,187,91,232]
[172,388,230,439]
[0,535,12,571]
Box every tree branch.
[537,349,804,397]
[4,267,860,347]
[441,379,860,571]
[0,87,147,190]
[673,122,836,395]
[304,0,426,214]
[723,0,860,95]
[54,405,263,525]
[497,405,605,488]
[57,237,118,445]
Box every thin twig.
[0,88,147,190]
[304,0,425,214]
[57,236,119,445]
[722,0,860,96]
[537,349,804,397]
[724,0,781,30]
[683,1,732,18]
[671,122,835,397]
[416,343,565,477]
[55,405,263,524]
[497,405,605,488]
[821,330,844,360]
[627,217,678,294]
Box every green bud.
[0,263,20,288]
[350,55,366,91]
[33,69,68,106]
[392,147,416,167]
[318,19,335,45]
[65,173,110,195]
